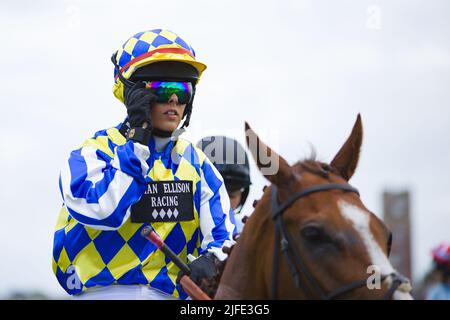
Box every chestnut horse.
[214,115,413,300]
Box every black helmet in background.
[197,136,251,213]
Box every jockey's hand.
[178,253,218,286]
[123,81,158,145]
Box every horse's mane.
[292,145,338,179]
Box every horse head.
[215,115,413,300]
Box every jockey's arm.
[198,157,237,261]
[59,137,150,230]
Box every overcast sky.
[0,0,449,298]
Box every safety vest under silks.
[52,120,237,299]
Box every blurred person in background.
[197,136,252,233]
[426,243,450,300]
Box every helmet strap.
[180,105,192,129]
[234,186,250,214]
[111,51,135,88]
[151,127,173,138]
[180,85,195,129]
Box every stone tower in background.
[383,191,412,281]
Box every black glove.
[178,253,219,286]
[123,81,158,145]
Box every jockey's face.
[228,189,243,211]
[150,93,187,133]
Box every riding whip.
[141,226,211,300]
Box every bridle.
[271,183,411,300]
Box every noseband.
[271,183,410,299]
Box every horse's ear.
[330,114,363,181]
[245,122,294,187]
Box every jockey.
[426,242,450,300]
[197,136,252,233]
[52,29,237,300]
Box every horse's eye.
[301,226,327,243]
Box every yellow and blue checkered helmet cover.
[112,29,207,103]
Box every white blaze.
[338,200,413,300]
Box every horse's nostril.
[253,200,258,208]
[262,185,267,192]
[242,215,249,224]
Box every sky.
[0,0,449,298]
